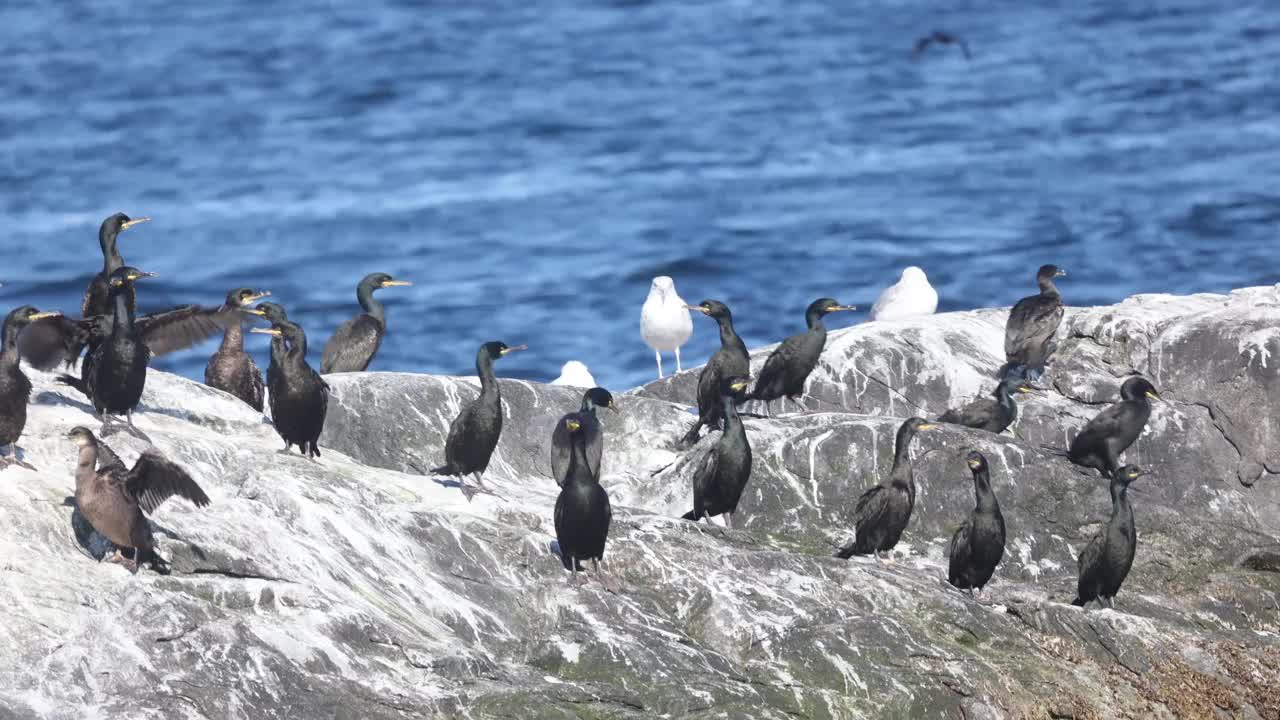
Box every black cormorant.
[1002,264,1066,380]
[1048,376,1159,477]
[253,318,329,457]
[682,375,753,528]
[936,376,1033,434]
[551,387,616,487]
[320,272,412,374]
[433,341,527,488]
[83,213,150,318]
[747,298,855,416]
[58,267,232,431]
[947,450,1006,599]
[835,417,936,561]
[69,426,209,572]
[1073,465,1145,609]
[554,415,613,583]
[1,306,62,467]
[679,300,748,447]
[204,288,270,411]
[912,30,971,60]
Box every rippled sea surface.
[2,0,1278,390]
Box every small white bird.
[640,276,694,379]
[551,360,596,388]
[869,266,939,321]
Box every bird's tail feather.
[1071,596,1086,607]
[678,421,702,449]
[681,510,698,521]
[834,543,856,560]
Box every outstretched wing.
[95,441,127,472]
[136,305,237,357]
[321,315,383,374]
[126,450,211,515]
[1004,296,1063,359]
[18,316,97,371]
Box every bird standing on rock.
[936,376,1033,434]
[205,288,271,411]
[1047,377,1159,477]
[551,387,615,487]
[947,451,1006,600]
[254,316,329,458]
[640,276,693,379]
[554,415,613,586]
[1,306,63,468]
[69,426,210,573]
[683,376,752,529]
[836,417,936,561]
[433,341,527,490]
[869,267,938,321]
[320,272,411,374]
[679,300,748,447]
[1073,465,1145,609]
[748,298,855,416]
[1003,264,1066,381]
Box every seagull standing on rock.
[640,276,693,379]
[868,267,938,321]
[551,361,596,388]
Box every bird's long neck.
[996,385,1017,415]
[75,443,99,496]
[111,288,134,332]
[1109,480,1134,529]
[357,283,386,324]
[721,392,742,429]
[716,314,745,353]
[219,314,245,353]
[804,308,828,333]
[100,229,122,274]
[1037,276,1060,297]
[476,351,499,396]
[972,468,998,512]
[566,432,592,486]
[285,325,308,361]
[890,427,915,479]
[579,397,599,416]
[1,318,21,364]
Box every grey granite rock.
[2,287,1278,719]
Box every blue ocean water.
[2,0,1278,391]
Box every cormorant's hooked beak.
[607,400,620,413]
[120,217,151,230]
[128,270,157,281]
[966,458,984,471]
[251,327,283,337]
[1055,269,1067,278]
[828,305,857,313]
[685,304,710,315]
[916,423,938,431]
[381,279,413,288]
[1145,391,1161,401]
[240,291,271,306]
[565,418,581,432]
[729,377,752,393]
[499,344,528,356]
[29,311,62,321]
[243,307,268,317]
[1017,384,1035,394]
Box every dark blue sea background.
[3,0,1279,390]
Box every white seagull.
[869,266,939,321]
[551,360,596,388]
[640,276,694,379]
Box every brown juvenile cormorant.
[683,375,753,528]
[204,288,270,411]
[551,387,616,487]
[947,450,1006,600]
[1047,376,1159,477]
[320,272,412,374]
[1002,264,1066,380]
[69,426,209,572]
[1073,465,1145,609]
[554,415,613,584]
[253,317,329,458]
[835,417,936,561]
[747,298,855,416]
[912,30,971,60]
[1,306,63,467]
[433,341,526,488]
[58,267,232,432]
[936,376,1033,434]
[679,300,748,447]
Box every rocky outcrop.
[2,287,1278,719]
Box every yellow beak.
[917,423,937,431]
[381,280,413,287]
[29,311,62,321]
[251,327,283,337]
[240,291,271,305]
[566,419,581,432]
[500,344,528,356]
[121,216,151,230]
